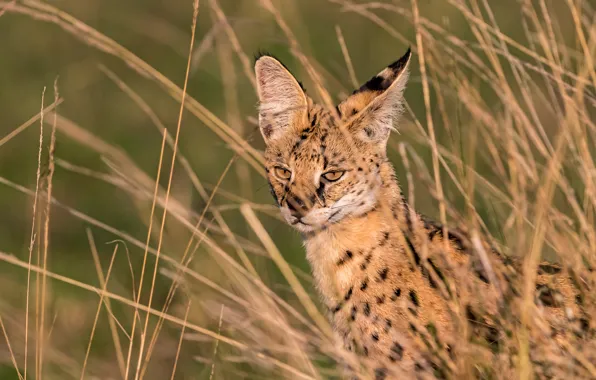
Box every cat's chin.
[290,220,320,234]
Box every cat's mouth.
[283,208,342,233]
[291,218,309,226]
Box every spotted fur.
[255,49,594,379]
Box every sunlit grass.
[0,0,594,378]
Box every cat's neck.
[302,161,407,305]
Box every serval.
[254,48,594,379]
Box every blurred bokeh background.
[0,0,594,379]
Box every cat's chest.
[305,228,457,356]
[304,226,396,306]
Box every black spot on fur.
[374,367,387,380]
[364,302,371,317]
[385,319,392,332]
[361,253,372,270]
[378,267,389,281]
[391,288,401,301]
[376,295,385,304]
[409,290,419,307]
[422,216,467,251]
[336,250,354,266]
[485,326,500,352]
[389,342,404,361]
[425,323,440,345]
[380,231,390,245]
[427,258,446,283]
[474,266,490,284]
[430,361,448,379]
[335,105,342,118]
[421,266,438,289]
[466,305,479,323]
[371,332,379,341]
[350,306,357,321]
[344,287,353,301]
[404,203,413,231]
[405,235,420,266]
[360,278,369,291]
[448,232,465,251]
[332,303,343,314]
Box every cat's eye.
[322,170,345,182]
[274,167,292,180]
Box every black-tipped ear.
[337,48,412,144]
[355,47,411,95]
[255,55,308,143]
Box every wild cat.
[253,49,594,379]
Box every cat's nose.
[286,194,312,217]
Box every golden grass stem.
[38,79,59,380]
[239,204,332,339]
[0,98,62,148]
[208,305,225,380]
[0,250,315,380]
[335,25,359,89]
[411,0,449,250]
[124,132,168,380]
[140,156,237,378]
[24,87,47,380]
[0,0,15,17]
[87,231,126,379]
[0,313,24,380]
[260,0,337,116]
[135,1,200,378]
[170,299,192,380]
[209,0,257,91]
[80,244,119,380]
[3,0,266,171]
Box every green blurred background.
[0,0,589,378]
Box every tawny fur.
[254,49,594,379]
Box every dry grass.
[0,0,595,379]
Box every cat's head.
[255,49,411,233]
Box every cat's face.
[256,50,411,233]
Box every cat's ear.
[337,48,411,144]
[255,55,308,144]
